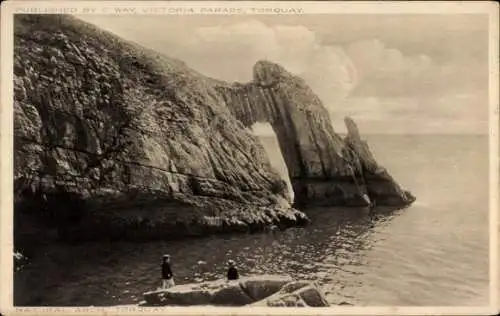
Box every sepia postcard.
[0,1,499,315]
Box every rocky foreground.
[13,14,414,242]
[141,275,329,307]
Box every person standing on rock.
[161,254,175,289]
[226,259,239,281]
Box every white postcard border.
[1,1,498,315]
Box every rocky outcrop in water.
[13,14,414,242]
[141,275,329,307]
[343,117,415,206]
[13,251,29,272]
[214,62,415,207]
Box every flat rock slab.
[250,281,329,307]
[142,275,329,307]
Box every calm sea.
[14,134,490,307]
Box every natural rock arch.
[215,60,415,207]
[13,15,414,243]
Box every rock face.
[249,280,329,307]
[214,61,415,207]
[343,117,415,206]
[13,15,414,241]
[13,15,308,241]
[141,275,329,307]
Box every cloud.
[345,39,487,96]
[77,16,488,134]
[330,92,488,135]
[185,20,358,103]
[347,39,433,73]
[183,22,486,112]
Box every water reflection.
[15,206,402,306]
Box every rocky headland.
[214,62,415,207]
[13,14,415,243]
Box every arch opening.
[250,122,295,203]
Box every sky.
[77,14,490,135]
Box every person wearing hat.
[226,259,239,281]
[161,254,175,289]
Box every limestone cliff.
[213,62,415,207]
[13,15,414,242]
[13,14,307,242]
